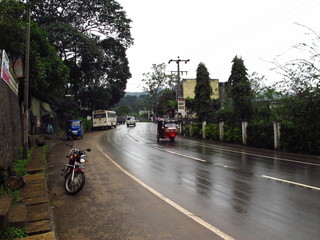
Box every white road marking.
[131,125,320,168]
[98,145,235,240]
[261,175,320,191]
[154,147,207,163]
[189,142,320,167]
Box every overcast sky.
[117,0,320,92]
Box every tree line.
[0,0,132,115]
[136,25,319,155]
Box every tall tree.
[29,0,132,46]
[28,0,133,111]
[194,63,213,122]
[142,63,173,116]
[0,0,69,104]
[227,56,253,121]
[157,89,176,117]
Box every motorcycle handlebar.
[65,144,91,152]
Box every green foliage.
[0,1,69,105]
[13,148,33,177]
[251,101,273,122]
[204,124,219,141]
[194,63,213,122]
[0,226,28,240]
[185,97,196,117]
[227,56,253,121]
[0,0,25,57]
[183,123,202,138]
[247,121,274,149]
[30,0,133,46]
[0,0,26,57]
[29,23,69,103]
[280,121,320,155]
[183,124,190,136]
[77,117,92,132]
[191,123,202,138]
[156,89,176,117]
[115,94,149,115]
[214,107,235,124]
[116,105,131,116]
[142,63,173,116]
[28,0,133,111]
[223,125,242,144]
[272,89,320,155]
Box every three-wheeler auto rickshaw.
[157,120,178,142]
[66,120,84,140]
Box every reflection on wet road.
[103,122,320,240]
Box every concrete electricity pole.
[23,6,30,159]
[168,56,189,98]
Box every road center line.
[261,175,320,191]
[154,147,207,163]
[98,145,234,240]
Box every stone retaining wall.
[0,79,22,167]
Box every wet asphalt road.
[47,122,320,240]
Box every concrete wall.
[0,78,22,167]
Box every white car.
[126,116,136,127]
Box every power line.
[168,56,190,98]
[214,0,320,49]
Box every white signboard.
[178,97,186,117]
[1,50,10,85]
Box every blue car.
[66,120,84,140]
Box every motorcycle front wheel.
[64,171,85,195]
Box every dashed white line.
[261,175,320,191]
[98,145,234,240]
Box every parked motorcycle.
[62,144,91,195]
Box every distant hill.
[125,92,148,97]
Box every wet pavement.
[101,122,320,240]
[45,123,320,240]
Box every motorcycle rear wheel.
[64,171,85,195]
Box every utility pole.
[23,6,30,159]
[168,56,189,98]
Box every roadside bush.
[223,125,242,144]
[214,108,235,124]
[183,124,190,137]
[13,147,33,177]
[183,123,202,138]
[205,124,219,141]
[247,121,273,149]
[0,226,28,240]
[280,122,320,155]
[191,123,202,138]
[78,117,92,132]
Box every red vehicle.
[157,120,178,142]
[62,144,91,195]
